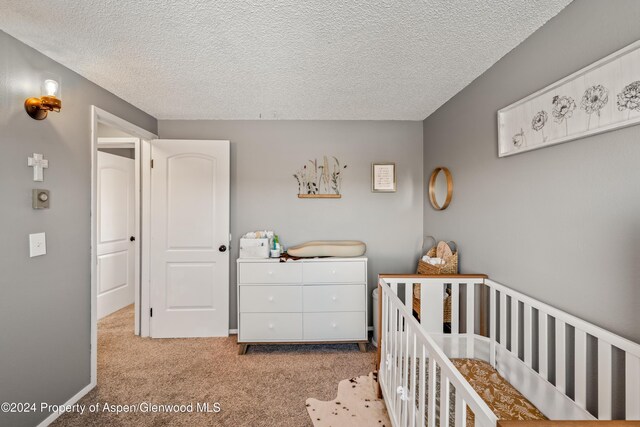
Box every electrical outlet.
[29,232,46,257]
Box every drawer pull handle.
[268,323,274,329]
[268,296,274,302]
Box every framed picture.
[294,156,347,198]
[372,162,396,192]
[498,39,640,157]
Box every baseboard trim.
[37,382,95,427]
[230,327,371,335]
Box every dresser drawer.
[240,285,302,313]
[303,284,365,312]
[303,312,366,341]
[303,261,365,283]
[238,262,302,284]
[239,313,303,341]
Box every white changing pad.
[287,240,366,258]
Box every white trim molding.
[36,383,94,427]
[90,106,157,396]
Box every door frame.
[97,137,140,329]
[90,106,157,388]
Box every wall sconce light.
[24,79,62,120]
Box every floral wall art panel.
[293,156,347,198]
[498,40,640,157]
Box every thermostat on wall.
[32,189,50,209]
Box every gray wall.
[98,148,135,159]
[159,120,424,328]
[423,0,640,343]
[0,30,157,427]
[97,122,137,138]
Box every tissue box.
[239,238,270,259]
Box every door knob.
[130,236,135,242]
[219,245,227,252]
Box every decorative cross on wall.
[28,153,49,182]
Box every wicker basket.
[416,246,458,275]
[413,238,458,323]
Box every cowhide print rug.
[306,372,391,427]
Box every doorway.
[96,134,138,322]
[90,106,157,388]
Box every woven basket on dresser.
[413,246,458,323]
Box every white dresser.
[236,257,368,354]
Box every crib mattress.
[451,358,547,425]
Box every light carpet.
[52,305,375,427]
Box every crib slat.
[388,294,394,390]
[401,320,410,427]
[440,376,450,427]
[385,293,390,386]
[420,280,444,334]
[575,329,587,408]
[399,317,407,420]
[523,303,532,367]
[500,292,507,346]
[428,358,437,427]
[418,344,426,427]
[391,305,398,411]
[626,353,640,420]
[489,287,496,368]
[385,295,390,388]
[597,340,612,420]
[556,319,566,393]
[390,282,398,296]
[455,393,466,427]
[451,282,460,334]
[511,296,519,356]
[538,312,548,380]
[410,331,417,427]
[405,282,414,314]
[466,283,475,357]
[382,292,388,385]
[466,283,475,335]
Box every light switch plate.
[29,232,46,257]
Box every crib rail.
[378,276,497,427]
[377,274,640,425]
[485,279,640,421]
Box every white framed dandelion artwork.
[498,40,640,157]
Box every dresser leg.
[238,344,248,355]
[357,342,367,353]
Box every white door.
[97,151,135,319]
[150,140,230,338]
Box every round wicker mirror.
[428,167,453,210]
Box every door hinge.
[150,308,153,317]
[151,159,154,168]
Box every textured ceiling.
[1,0,571,120]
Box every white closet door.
[97,151,135,319]
[150,140,230,338]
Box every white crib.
[376,274,640,427]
